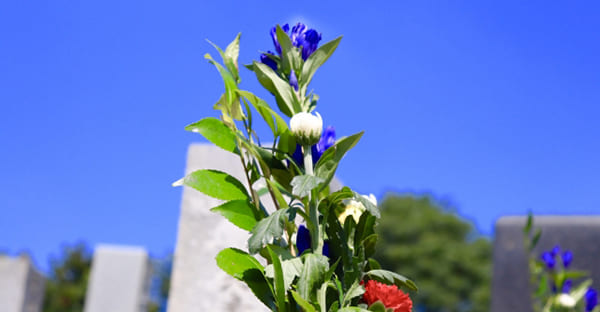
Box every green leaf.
[210,200,257,231]
[366,301,387,312]
[265,257,303,292]
[291,290,317,312]
[342,281,365,307]
[266,246,286,311]
[176,169,248,201]
[530,228,542,251]
[361,234,378,258]
[184,117,238,154]
[318,281,333,312]
[248,208,294,254]
[524,211,533,234]
[337,308,370,312]
[291,174,325,198]
[223,33,241,82]
[364,270,418,292]
[204,53,241,116]
[253,61,301,117]
[300,36,342,88]
[353,191,380,218]
[315,132,364,189]
[298,253,330,302]
[215,248,275,309]
[276,25,302,77]
[236,90,288,136]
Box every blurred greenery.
[42,242,171,312]
[43,243,91,312]
[373,194,492,312]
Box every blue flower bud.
[260,52,277,71]
[289,70,299,91]
[296,225,311,255]
[562,279,573,293]
[562,250,573,268]
[541,251,555,269]
[585,288,598,312]
[550,245,560,257]
[290,23,307,46]
[301,29,322,60]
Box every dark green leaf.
[184,117,238,154]
[291,290,317,312]
[364,270,418,292]
[300,36,342,88]
[291,174,325,198]
[265,257,303,292]
[266,246,286,310]
[366,301,387,312]
[176,169,248,201]
[337,308,370,312]
[216,248,263,280]
[298,253,330,302]
[342,281,365,307]
[210,200,257,231]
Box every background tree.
[374,194,492,312]
[43,243,91,312]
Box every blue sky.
[1,1,599,271]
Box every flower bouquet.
[173,23,417,311]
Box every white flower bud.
[290,112,322,146]
[557,294,576,308]
[338,194,377,224]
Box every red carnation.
[362,280,413,312]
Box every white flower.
[557,294,576,308]
[338,193,377,224]
[290,112,322,145]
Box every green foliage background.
[43,243,91,312]
[373,194,492,312]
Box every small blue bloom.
[300,29,322,60]
[291,126,336,167]
[541,251,555,269]
[585,288,598,312]
[562,279,572,293]
[289,70,299,91]
[260,52,278,71]
[562,250,573,268]
[270,24,290,55]
[296,225,311,255]
[290,23,307,46]
[550,245,560,257]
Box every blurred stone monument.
[491,216,600,312]
[0,255,45,312]
[168,143,341,312]
[84,245,150,312]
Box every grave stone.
[491,216,600,312]
[168,144,341,312]
[0,255,45,312]
[83,245,150,312]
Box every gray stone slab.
[491,216,600,312]
[84,245,150,312]
[0,255,45,312]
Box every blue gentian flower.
[562,279,572,293]
[289,70,299,91]
[541,251,555,269]
[260,52,278,71]
[268,23,322,61]
[270,23,289,55]
[550,245,560,257]
[296,225,311,255]
[562,250,573,268]
[291,126,336,167]
[585,288,598,312]
[296,224,330,257]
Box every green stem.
[303,144,322,255]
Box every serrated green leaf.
[300,36,342,89]
[265,257,303,291]
[248,208,294,254]
[180,169,248,201]
[364,270,418,292]
[315,132,364,189]
[184,117,238,154]
[342,281,365,307]
[291,174,325,198]
[210,200,257,231]
[298,253,330,302]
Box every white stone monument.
[0,255,45,312]
[167,144,269,312]
[84,245,150,312]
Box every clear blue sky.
[2,1,599,272]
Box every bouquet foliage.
[174,23,417,312]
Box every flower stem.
[303,144,322,255]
